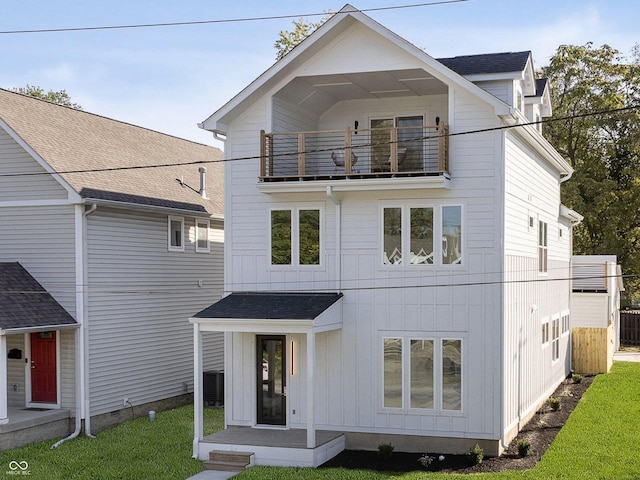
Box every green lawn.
[0,405,223,480]
[0,363,638,480]
[238,362,640,480]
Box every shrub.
[517,438,531,457]
[466,443,483,465]
[549,397,561,411]
[377,442,394,460]
[418,454,435,468]
[572,374,583,384]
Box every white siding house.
[191,5,580,466]
[0,88,224,448]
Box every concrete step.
[205,450,254,471]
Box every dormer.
[438,51,536,115]
[525,78,553,133]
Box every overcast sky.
[2,1,638,149]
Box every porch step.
[205,450,254,471]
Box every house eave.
[0,323,79,336]
[256,175,451,194]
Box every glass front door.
[257,335,286,425]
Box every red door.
[31,332,57,403]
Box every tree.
[274,13,332,60]
[11,84,82,110]
[541,43,640,303]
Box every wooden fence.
[572,325,613,374]
[620,310,640,346]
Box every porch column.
[0,335,8,424]
[192,323,203,459]
[306,330,315,448]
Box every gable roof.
[0,262,78,334]
[0,88,224,216]
[437,51,532,76]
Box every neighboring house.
[0,88,224,449]
[190,5,582,467]
[571,255,624,373]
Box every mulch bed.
[320,374,594,474]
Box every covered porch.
[190,292,344,467]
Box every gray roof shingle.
[437,51,531,76]
[0,263,77,331]
[0,88,224,215]
[194,292,343,320]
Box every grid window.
[538,221,548,273]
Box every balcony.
[260,123,449,182]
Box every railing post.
[438,124,449,173]
[390,127,398,172]
[298,132,306,176]
[344,127,352,175]
[260,130,266,178]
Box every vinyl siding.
[86,208,223,415]
[0,129,69,201]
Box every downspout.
[326,186,341,292]
[82,203,97,439]
[52,202,97,448]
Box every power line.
[0,104,638,179]
[0,1,470,35]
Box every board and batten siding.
[0,129,69,201]
[85,208,223,416]
[502,131,571,440]
[224,86,505,440]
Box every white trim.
[195,218,211,253]
[25,331,61,409]
[0,199,78,208]
[0,336,7,424]
[257,175,450,194]
[168,216,185,252]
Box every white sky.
[2,1,638,149]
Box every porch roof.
[190,292,343,333]
[0,263,78,335]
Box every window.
[382,205,455,266]
[541,318,549,345]
[442,206,462,265]
[382,336,461,412]
[168,216,184,252]
[270,208,321,266]
[561,313,570,334]
[551,317,560,361]
[195,219,210,253]
[538,221,548,273]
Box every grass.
[0,405,223,480]
[237,362,640,480]
[1,363,639,479]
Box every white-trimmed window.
[270,207,321,266]
[541,317,549,345]
[168,216,184,252]
[195,219,210,253]
[538,220,548,273]
[551,316,560,361]
[382,336,461,412]
[382,205,461,266]
[561,312,570,334]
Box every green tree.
[11,84,82,110]
[274,13,332,60]
[541,43,640,303]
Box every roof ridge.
[0,87,214,149]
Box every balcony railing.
[260,124,449,181]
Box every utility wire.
[0,104,638,179]
[0,1,470,35]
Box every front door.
[31,331,57,403]
[257,335,286,425]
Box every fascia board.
[0,119,82,203]
[201,4,514,131]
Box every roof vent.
[198,166,208,199]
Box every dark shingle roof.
[0,263,77,331]
[437,51,531,76]
[0,88,224,215]
[194,292,343,320]
[529,78,549,97]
